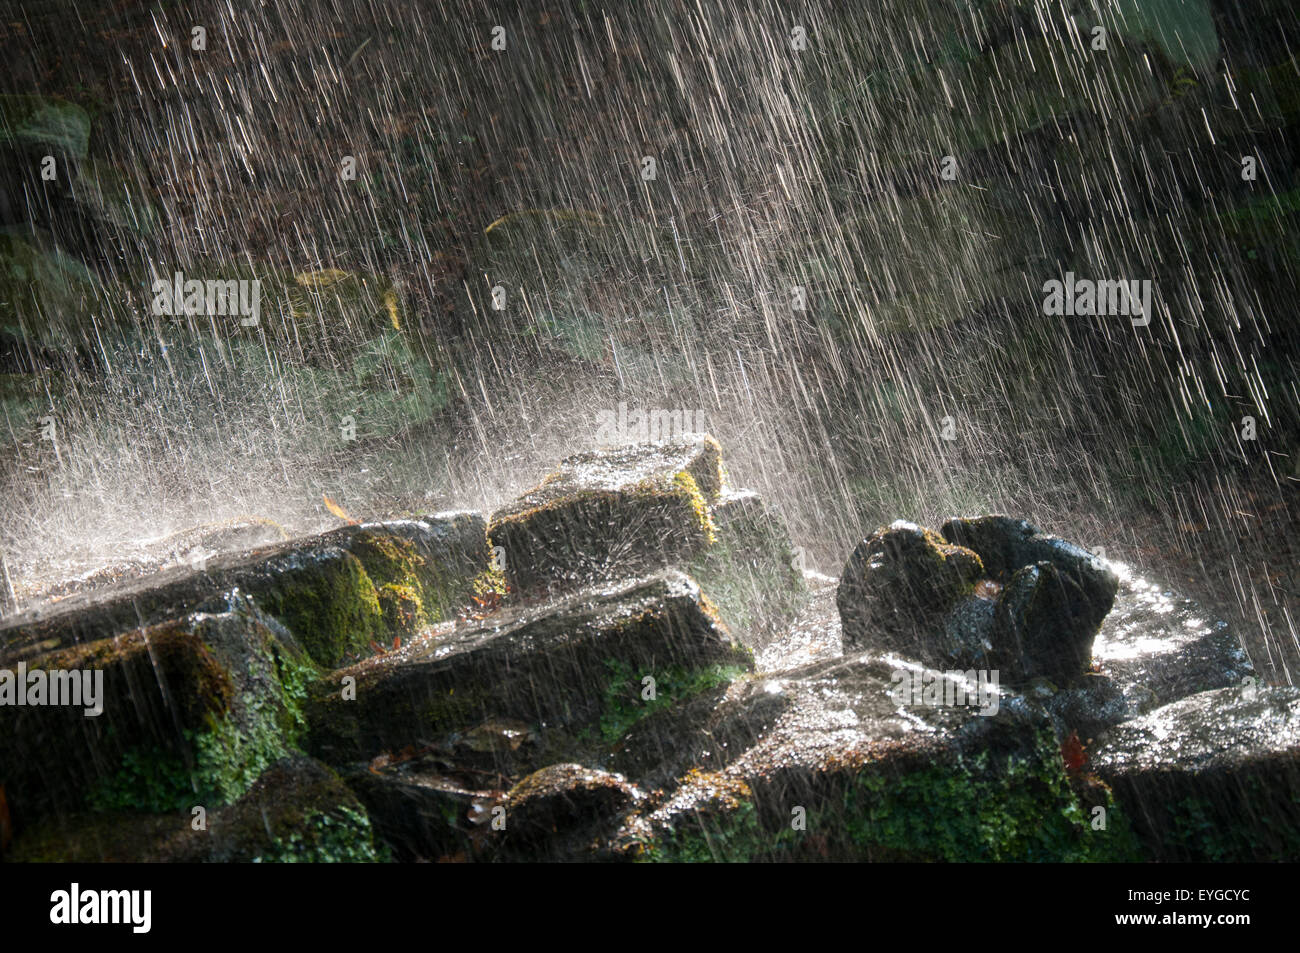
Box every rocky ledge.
[0,435,1290,862]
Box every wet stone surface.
[0,439,1287,863]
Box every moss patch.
[648,726,1143,862]
[255,550,384,667]
[595,658,747,745]
[250,806,379,863]
[377,582,424,638]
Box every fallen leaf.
[1061,731,1087,774]
[323,494,359,525]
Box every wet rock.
[942,515,1118,644]
[150,518,290,566]
[6,755,376,863]
[992,561,1095,686]
[938,515,1039,578]
[642,653,1139,862]
[942,593,998,668]
[0,514,488,668]
[499,763,642,861]
[346,761,492,862]
[1092,684,1300,861]
[489,435,724,594]
[1042,563,1255,738]
[1040,673,1133,743]
[304,570,752,767]
[609,676,789,791]
[688,489,807,644]
[836,521,984,664]
[0,597,315,827]
[207,755,378,862]
[489,437,804,646]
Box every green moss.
[472,567,509,599]
[649,800,763,863]
[256,550,384,667]
[377,582,425,638]
[87,640,321,814]
[833,738,1140,862]
[271,644,321,744]
[253,806,379,863]
[642,770,761,863]
[648,726,1143,862]
[349,531,423,587]
[670,470,717,544]
[596,658,746,745]
[87,696,292,813]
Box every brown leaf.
[323,494,359,525]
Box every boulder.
[488,435,724,593]
[836,520,985,663]
[690,490,807,644]
[941,515,1119,644]
[304,570,753,767]
[640,653,1140,862]
[498,763,642,860]
[344,756,500,863]
[1092,683,1300,861]
[992,561,1092,687]
[489,436,805,644]
[0,514,489,668]
[837,516,1117,686]
[0,597,317,828]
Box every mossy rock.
[304,570,751,767]
[0,517,487,669]
[6,755,376,863]
[0,599,321,829]
[1093,683,1300,861]
[209,755,378,862]
[377,582,424,638]
[344,759,493,862]
[993,562,1094,687]
[688,490,807,646]
[489,435,725,594]
[645,669,1142,862]
[498,763,641,860]
[209,546,384,669]
[942,515,1119,685]
[836,520,984,662]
